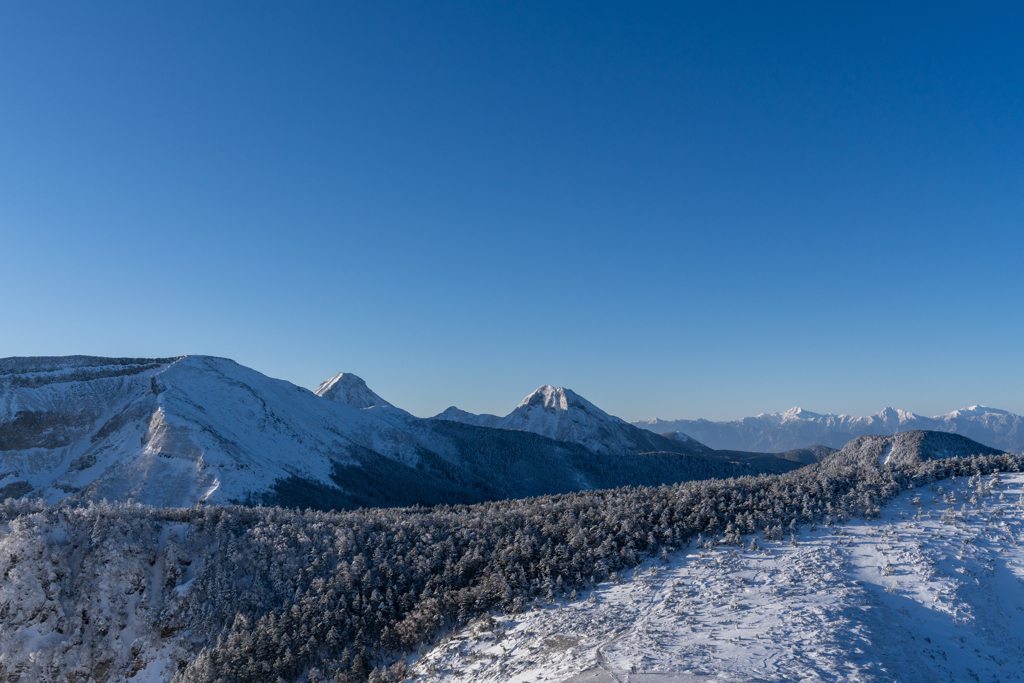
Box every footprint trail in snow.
[411,472,1024,682]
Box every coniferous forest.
[2,452,1020,682]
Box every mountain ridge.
[1,355,807,509]
[432,384,709,456]
[314,371,396,410]
[634,405,1024,453]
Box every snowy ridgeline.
[412,472,1024,683]
[634,405,1024,453]
[0,355,718,510]
[430,385,706,457]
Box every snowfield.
[410,472,1024,682]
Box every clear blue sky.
[1,2,1022,421]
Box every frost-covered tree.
[0,452,1019,683]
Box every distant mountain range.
[634,405,1024,453]
[0,356,817,509]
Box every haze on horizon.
[1,2,1022,422]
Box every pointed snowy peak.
[315,372,393,409]
[515,385,622,423]
[428,394,708,455]
[494,384,709,456]
[868,406,922,428]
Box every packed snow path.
[410,472,1024,682]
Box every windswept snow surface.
[635,406,1024,453]
[410,472,1024,683]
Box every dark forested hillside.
[2,450,1019,682]
[262,420,784,511]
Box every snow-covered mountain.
[433,385,711,456]
[635,405,1024,453]
[0,356,756,509]
[3,413,1014,682]
[0,355,438,507]
[315,371,395,410]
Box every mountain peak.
[433,384,705,455]
[945,405,1002,417]
[519,385,579,411]
[500,384,631,446]
[435,405,473,420]
[432,406,505,428]
[515,385,623,421]
[315,372,393,409]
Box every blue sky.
[1,2,1022,421]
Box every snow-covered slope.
[411,470,1024,683]
[315,372,394,409]
[0,356,430,507]
[936,405,1024,451]
[636,405,1024,453]
[502,386,644,454]
[433,385,712,456]
[0,356,748,509]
